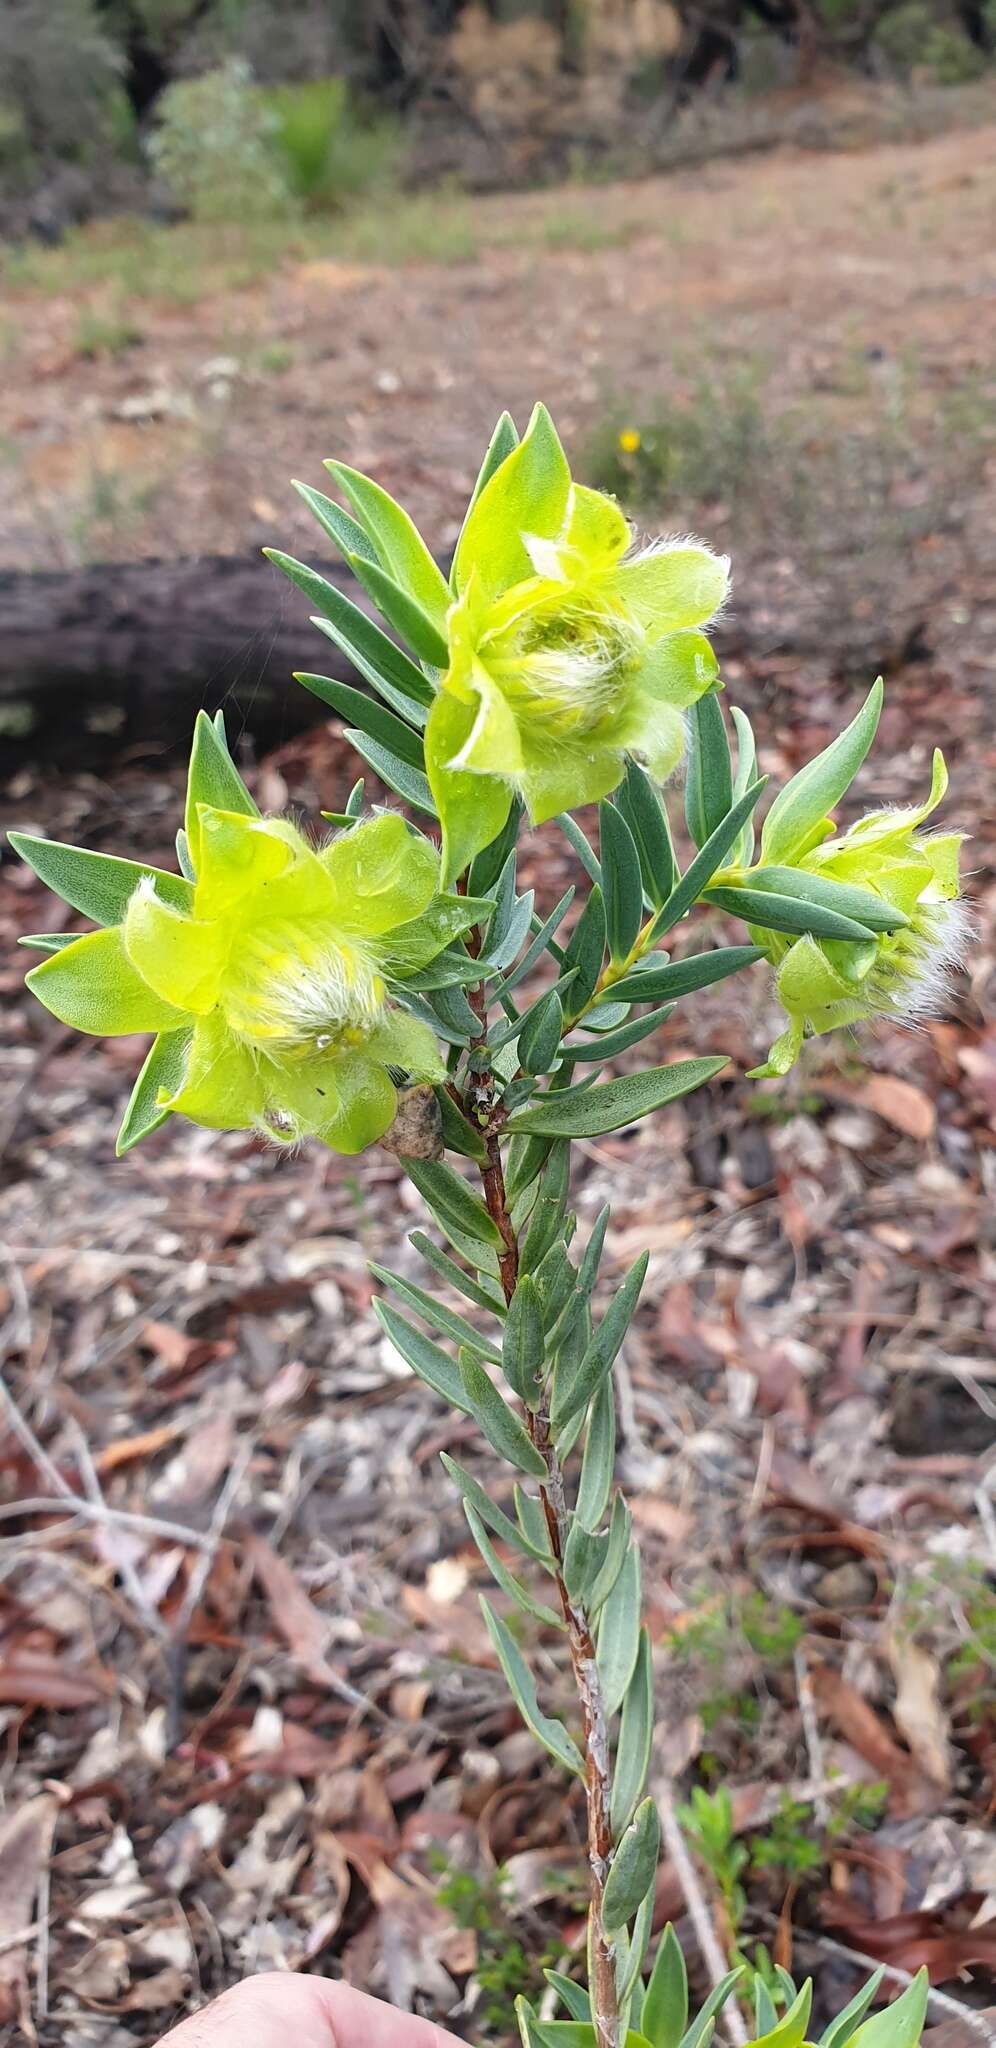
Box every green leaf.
[600,801,644,966]
[342,546,449,667]
[496,892,576,1004]
[576,1380,616,1530]
[603,1798,661,1935]
[755,1981,780,2035]
[848,1971,928,2048]
[459,1352,547,1477]
[292,476,376,562]
[373,1298,473,1414]
[520,1142,572,1270]
[730,706,758,867]
[518,989,564,1076]
[544,1973,591,2025]
[346,730,437,816]
[561,885,607,1023]
[508,1061,727,1141]
[505,1131,554,1203]
[562,1519,603,1604]
[749,1982,813,2048]
[464,1504,563,1628]
[818,1970,884,2048]
[17,933,77,954]
[556,811,603,886]
[410,1232,504,1313]
[685,694,733,850]
[617,1886,656,2012]
[587,1491,632,1614]
[10,832,193,927]
[431,1086,488,1162]
[293,674,425,768]
[677,1970,746,2048]
[642,1924,688,2048]
[608,945,762,1005]
[25,927,188,1036]
[183,708,258,872]
[469,797,524,899]
[369,1264,500,1363]
[597,1540,641,1714]
[577,1205,610,1300]
[617,761,675,910]
[516,1484,553,1558]
[550,1253,648,1435]
[760,679,883,866]
[264,548,433,709]
[325,459,451,628]
[115,1026,192,1155]
[503,1274,547,1408]
[650,779,766,939]
[481,1597,585,1777]
[562,1005,673,1065]
[611,1629,653,1833]
[740,867,908,933]
[405,1158,502,1250]
[702,885,875,943]
[440,1454,553,1564]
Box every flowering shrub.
[14,403,960,2048]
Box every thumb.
[158,1973,461,2048]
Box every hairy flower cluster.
[14,719,485,1154]
[749,750,968,1076]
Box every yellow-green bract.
[12,715,485,1156]
[747,747,967,1077]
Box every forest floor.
[1,118,996,2048]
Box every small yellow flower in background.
[618,427,642,455]
[10,714,487,1157]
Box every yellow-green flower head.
[749,749,968,1078]
[426,404,729,880]
[13,715,474,1156]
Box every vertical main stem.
[477,1121,620,2048]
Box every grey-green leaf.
[369,1264,501,1363]
[10,833,193,926]
[294,673,425,768]
[464,1504,563,1628]
[608,945,761,1005]
[374,1298,473,1414]
[818,1969,884,2048]
[405,1159,503,1250]
[508,1062,727,1141]
[602,1798,661,1935]
[115,1026,192,1155]
[600,801,644,966]
[503,1274,548,1408]
[678,1969,746,2048]
[440,1454,553,1564]
[561,885,606,1022]
[481,1598,584,1777]
[576,1380,616,1531]
[847,1971,928,2048]
[597,1541,641,1714]
[611,1629,653,1833]
[549,1254,648,1435]
[618,761,675,909]
[459,1352,547,1477]
[702,885,875,943]
[518,988,565,1077]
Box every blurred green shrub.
[146,57,291,221]
[262,78,401,211]
[584,370,772,514]
[0,0,134,190]
[872,1,988,79]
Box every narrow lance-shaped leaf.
[587,1491,632,1615]
[346,730,437,817]
[617,1883,656,2011]
[291,476,376,562]
[9,832,193,926]
[561,885,607,1022]
[369,1263,501,1363]
[263,547,433,709]
[184,708,258,870]
[550,1252,648,1435]
[760,678,883,866]
[495,887,575,999]
[481,1598,584,1777]
[846,1972,929,2048]
[562,1519,603,1605]
[544,1973,592,2025]
[503,1274,547,1408]
[597,1540,641,1714]
[518,988,565,1076]
[747,1982,812,2048]
[607,945,761,1006]
[556,811,603,886]
[373,1298,474,1415]
[464,1504,562,1628]
[617,760,675,909]
[293,673,426,769]
[410,1232,505,1313]
[702,885,875,944]
[562,1005,674,1065]
[649,778,766,939]
[440,1454,553,1565]
[817,1969,884,2048]
[611,1628,654,1833]
[730,705,758,866]
[509,1061,727,1142]
[603,1798,661,1934]
[404,1158,503,1250]
[459,1351,547,1478]
[600,801,644,966]
[737,866,908,933]
[576,1379,616,1530]
[116,1026,192,1155]
[678,1970,746,2048]
[685,694,733,851]
[324,458,451,629]
[642,1924,688,2048]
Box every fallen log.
[0,549,928,774]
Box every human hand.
[158,1973,460,2048]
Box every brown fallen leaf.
[94,1423,181,1476]
[0,1795,57,2023]
[888,1633,951,1794]
[246,1530,358,1698]
[820,1897,996,1982]
[856,1074,936,1141]
[0,1651,106,1709]
[808,1661,942,1817]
